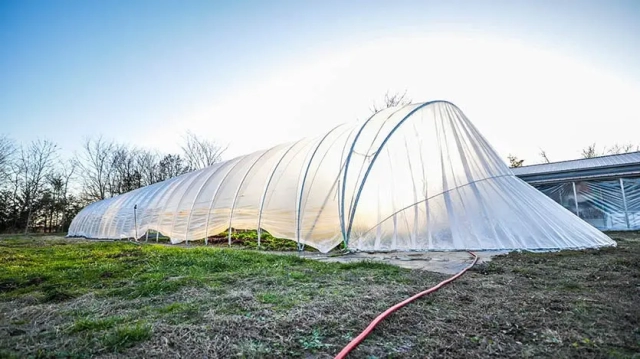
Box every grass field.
[0,233,639,358]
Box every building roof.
[513,151,640,184]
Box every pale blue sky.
[1,0,639,162]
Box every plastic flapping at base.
[68,101,616,253]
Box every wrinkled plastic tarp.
[68,101,616,252]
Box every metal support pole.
[133,204,138,241]
[227,149,276,247]
[183,163,228,246]
[343,102,444,243]
[572,182,579,216]
[203,158,245,247]
[145,230,149,242]
[620,178,630,229]
[295,126,343,251]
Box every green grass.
[140,228,316,251]
[0,234,639,358]
[0,236,406,357]
[0,237,333,304]
[215,229,305,251]
[70,316,125,333]
[101,322,152,352]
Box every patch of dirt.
[298,250,507,274]
[0,279,19,293]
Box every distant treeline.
[0,132,225,234]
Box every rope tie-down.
[334,251,479,359]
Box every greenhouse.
[513,152,640,231]
[68,101,615,253]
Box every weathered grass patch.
[0,234,639,358]
[101,322,153,352]
[70,315,125,333]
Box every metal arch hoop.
[344,101,453,242]
[165,168,215,244]
[74,201,99,237]
[148,174,195,240]
[296,124,344,248]
[256,140,306,246]
[101,197,125,238]
[105,193,137,238]
[132,181,173,241]
[335,125,360,246]
[119,188,158,239]
[82,201,107,237]
[181,162,234,243]
[89,198,116,237]
[339,104,421,245]
[71,202,92,235]
[338,111,386,243]
[202,156,248,244]
[135,177,183,240]
[118,189,152,240]
[226,146,284,245]
[145,176,189,236]
[107,187,150,238]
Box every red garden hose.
[334,251,479,359]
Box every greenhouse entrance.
[513,152,640,231]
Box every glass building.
[513,152,640,231]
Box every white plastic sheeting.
[535,178,640,231]
[68,101,616,252]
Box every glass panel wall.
[534,176,640,231]
[624,178,640,229]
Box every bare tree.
[539,149,551,164]
[16,139,58,233]
[507,154,524,168]
[0,135,15,182]
[581,143,639,159]
[0,135,220,233]
[181,131,226,170]
[46,160,76,232]
[157,154,189,181]
[136,149,159,186]
[0,135,17,232]
[76,135,201,202]
[75,136,116,201]
[581,143,599,159]
[370,90,412,114]
[607,143,639,154]
[109,145,142,195]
